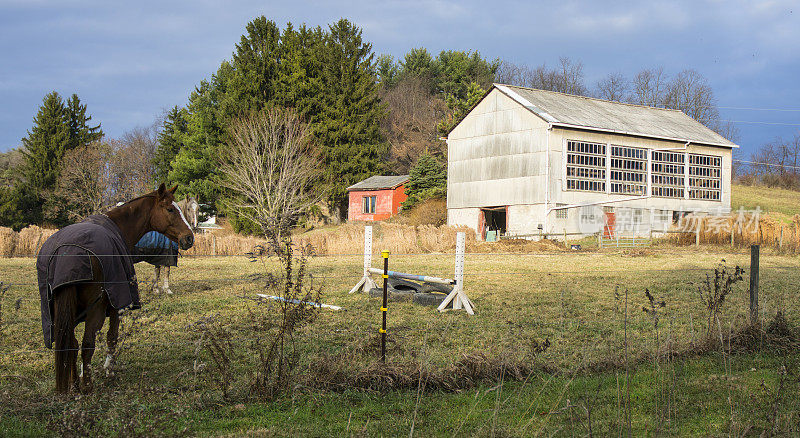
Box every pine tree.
[21,92,71,193]
[402,153,446,209]
[154,106,188,183]
[66,93,103,150]
[222,17,281,117]
[169,75,227,207]
[275,23,325,121]
[316,19,388,217]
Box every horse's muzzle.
[179,234,194,250]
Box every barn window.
[566,141,606,193]
[688,153,722,201]
[580,205,597,222]
[651,151,686,198]
[362,195,377,214]
[610,146,647,195]
[555,203,567,219]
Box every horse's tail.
[54,286,77,393]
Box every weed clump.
[695,262,744,337]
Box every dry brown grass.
[671,213,800,252]
[0,226,56,257]
[0,227,16,258]
[294,222,479,255]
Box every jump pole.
[348,226,474,315]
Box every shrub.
[398,198,447,226]
[402,153,446,210]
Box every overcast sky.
[1,0,798,156]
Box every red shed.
[347,175,410,221]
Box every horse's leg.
[80,293,107,392]
[104,308,119,376]
[79,259,108,393]
[153,265,161,293]
[163,266,172,295]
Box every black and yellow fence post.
[380,250,389,363]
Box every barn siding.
[447,89,549,210]
[446,88,735,239]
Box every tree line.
[0,16,747,233]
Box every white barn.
[445,84,738,240]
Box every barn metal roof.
[347,175,410,191]
[493,84,738,148]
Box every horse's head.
[150,184,194,250]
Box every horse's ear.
[157,183,166,198]
[169,184,178,195]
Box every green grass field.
[1,246,799,436]
[732,183,800,217]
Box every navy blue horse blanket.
[131,231,179,266]
[37,215,140,348]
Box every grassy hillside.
[732,183,800,216]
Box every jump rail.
[349,226,474,315]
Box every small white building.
[445,84,738,240]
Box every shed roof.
[487,84,737,148]
[347,175,410,191]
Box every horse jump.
[348,226,474,314]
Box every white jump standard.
[349,226,474,315]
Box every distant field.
[1,248,798,436]
[732,183,800,217]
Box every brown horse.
[40,184,194,393]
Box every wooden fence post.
[695,225,700,247]
[212,234,216,256]
[749,244,759,325]
[779,226,784,249]
[563,229,567,248]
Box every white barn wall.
[447,89,549,211]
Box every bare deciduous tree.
[381,76,449,172]
[495,58,588,96]
[220,109,320,238]
[109,125,158,203]
[664,69,719,127]
[596,72,629,102]
[630,67,669,107]
[495,61,534,87]
[54,142,113,221]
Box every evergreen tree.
[317,19,388,216]
[20,92,71,194]
[402,153,447,210]
[0,185,39,231]
[66,93,103,150]
[8,91,103,227]
[169,75,227,208]
[170,17,388,226]
[154,106,188,183]
[438,81,487,134]
[376,54,399,88]
[274,23,325,121]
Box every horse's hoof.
[165,288,173,295]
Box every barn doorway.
[481,207,507,241]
